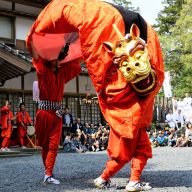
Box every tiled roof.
[0,42,32,63]
[0,42,32,86]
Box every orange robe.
[33,58,80,176]
[16,111,32,146]
[26,0,164,181]
[26,0,164,139]
[1,106,13,148]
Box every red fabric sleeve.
[32,58,45,75]
[1,106,9,114]
[16,112,23,124]
[26,112,32,124]
[60,59,81,84]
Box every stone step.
[0,151,20,155]
[0,153,33,158]
[20,148,42,153]
[0,147,64,158]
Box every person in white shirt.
[172,96,177,112]
[184,109,192,124]
[183,93,192,111]
[177,98,184,111]
[173,109,184,129]
[166,109,176,129]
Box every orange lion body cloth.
[26,0,164,186]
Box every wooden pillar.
[76,76,81,118]
[21,75,24,102]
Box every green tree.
[154,0,184,35]
[112,0,139,12]
[154,0,192,97]
[170,0,192,96]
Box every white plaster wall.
[79,76,95,94]
[0,16,12,38]
[24,72,77,93]
[0,74,95,95]
[24,71,37,90]
[0,0,12,9]
[16,18,34,40]
[65,78,76,94]
[15,4,42,15]
[1,76,21,89]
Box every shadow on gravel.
[32,170,192,192]
[1,152,192,192]
[141,170,192,188]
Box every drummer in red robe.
[16,103,32,149]
[0,100,16,152]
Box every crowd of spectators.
[1,93,191,152]
[62,107,109,153]
[149,93,192,148]
[63,122,110,153]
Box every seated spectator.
[71,118,83,134]
[91,134,100,152]
[173,109,184,129]
[164,128,169,137]
[90,123,97,134]
[168,128,177,147]
[87,133,94,151]
[183,93,192,111]
[174,133,188,147]
[150,132,158,148]
[70,134,87,153]
[156,122,167,131]
[185,122,192,147]
[157,131,167,146]
[63,133,86,153]
[98,123,103,131]
[83,122,93,135]
[77,129,87,148]
[63,133,72,152]
[184,109,192,124]
[166,109,176,129]
[101,132,109,150]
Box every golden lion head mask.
[103,24,156,95]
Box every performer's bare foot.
[125,181,152,191]
[94,176,111,189]
[43,175,60,185]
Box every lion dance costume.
[26,0,164,189]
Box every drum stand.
[26,134,37,148]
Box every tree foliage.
[170,0,192,96]
[112,0,140,12]
[155,0,192,97]
[154,0,184,35]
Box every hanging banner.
[33,81,39,102]
[163,71,172,98]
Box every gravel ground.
[0,147,192,192]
